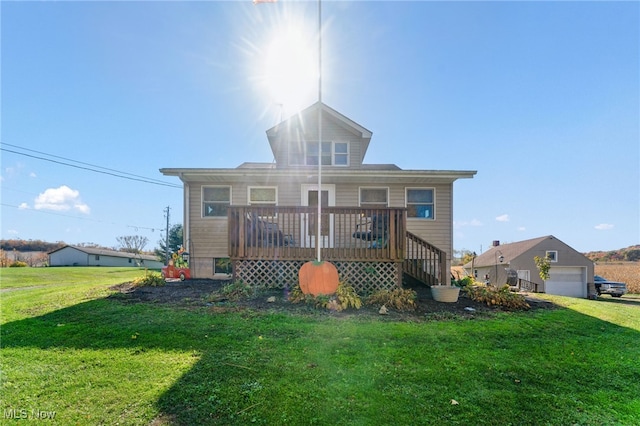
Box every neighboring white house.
[463,235,594,298]
[48,245,164,269]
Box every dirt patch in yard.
[109,279,557,321]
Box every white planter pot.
[430,285,460,303]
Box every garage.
[545,266,587,298]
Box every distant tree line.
[584,246,640,262]
[0,239,65,252]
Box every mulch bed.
[110,279,557,321]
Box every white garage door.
[545,267,586,298]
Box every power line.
[1,203,162,232]
[0,142,181,189]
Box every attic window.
[546,250,558,262]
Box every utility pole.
[164,206,170,264]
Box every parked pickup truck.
[594,275,627,297]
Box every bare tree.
[116,235,149,254]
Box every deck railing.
[403,231,447,286]
[517,278,540,293]
[228,206,406,262]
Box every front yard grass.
[1,267,639,425]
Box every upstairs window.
[203,186,231,217]
[306,142,332,166]
[334,142,349,166]
[546,250,558,262]
[406,188,435,219]
[291,141,349,166]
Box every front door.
[301,184,335,248]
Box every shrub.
[9,261,28,268]
[465,285,530,310]
[453,276,475,288]
[289,282,362,312]
[366,288,417,311]
[335,282,362,310]
[131,271,165,287]
[219,279,254,301]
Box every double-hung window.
[406,188,435,219]
[334,143,349,166]
[303,141,349,166]
[202,186,231,217]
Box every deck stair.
[402,231,447,286]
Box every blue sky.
[2,1,638,254]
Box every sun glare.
[264,27,318,115]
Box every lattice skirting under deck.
[233,260,401,294]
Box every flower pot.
[430,285,460,303]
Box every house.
[49,245,164,269]
[462,236,594,298]
[160,102,476,291]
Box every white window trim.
[358,187,389,207]
[201,185,232,218]
[247,186,278,205]
[304,141,350,167]
[405,187,436,220]
[546,250,558,262]
[332,141,350,167]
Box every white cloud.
[496,214,510,222]
[454,219,483,228]
[517,226,526,231]
[29,172,37,178]
[34,185,90,214]
[18,202,30,209]
[7,229,19,235]
[594,223,614,231]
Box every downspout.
[181,174,191,276]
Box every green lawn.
[1,267,639,425]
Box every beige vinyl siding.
[335,181,453,257]
[184,177,456,276]
[275,180,301,205]
[275,115,362,168]
[406,183,452,256]
[187,183,229,259]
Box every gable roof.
[265,102,373,163]
[464,236,555,268]
[48,245,159,262]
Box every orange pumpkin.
[299,260,339,296]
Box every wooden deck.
[228,206,447,287]
[228,206,405,261]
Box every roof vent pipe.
[492,240,500,247]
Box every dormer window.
[290,141,349,166]
[334,142,348,165]
[306,142,332,165]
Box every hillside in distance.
[583,245,640,262]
